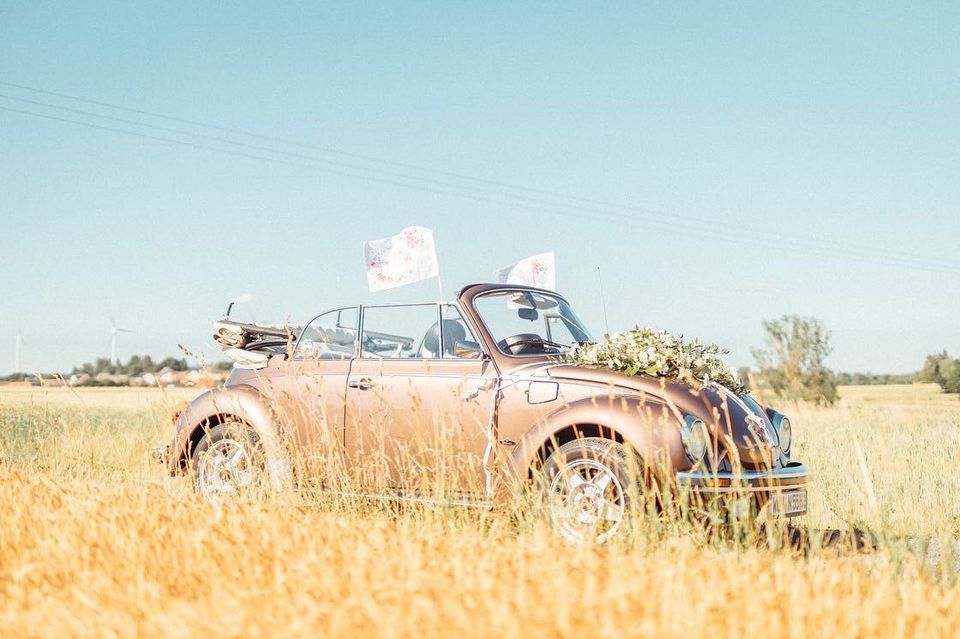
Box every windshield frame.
[471,288,592,359]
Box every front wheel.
[540,438,639,544]
[191,422,267,504]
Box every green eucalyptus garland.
[564,326,745,394]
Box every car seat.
[419,320,467,358]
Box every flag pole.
[437,274,445,303]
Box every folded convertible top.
[212,320,295,351]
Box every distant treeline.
[834,371,918,385]
[73,355,191,376]
[786,350,958,390]
[1,354,232,383]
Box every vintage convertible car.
[155,283,809,542]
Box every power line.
[0,92,642,218]
[2,102,956,275]
[0,105,596,208]
[0,79,634,201]
[2,82,958,274]
[4,79,956,272]
[0,104,702,230]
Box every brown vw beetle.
[155,283,810,542]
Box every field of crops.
[1,383,959,637]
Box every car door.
[345,303,497,501]
[271,307,358,487]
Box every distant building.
[0,380,32,388]
[64,366,228,388]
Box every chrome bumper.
[676,462,811,494]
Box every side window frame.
[470,289,586,359]
[358,303,443,360]
[292,306,359,361]
[439,303,486,360]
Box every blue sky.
[1,2,958,375]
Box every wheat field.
[1,384,959,638]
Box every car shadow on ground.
[779,525,879,554]
[768,526,960,575]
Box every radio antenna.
[597,266,611,337]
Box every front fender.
[502,393,688,489]
[167,386,287,478]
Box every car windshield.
[473,290,593,356]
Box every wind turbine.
[109,316,135,365]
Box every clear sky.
[1,2,958,376]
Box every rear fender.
[169,386,290,486]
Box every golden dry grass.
[1,384,959,638]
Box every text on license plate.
[767,490,807,518]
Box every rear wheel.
[191,422,267,504]
[540,438,639,543]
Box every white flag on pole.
[494,251,556,290]
[364,226,440,292]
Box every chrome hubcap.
[549,458,625,543]
[197,438,255,502]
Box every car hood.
[542,363,779,469]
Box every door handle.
[348,378,374,391]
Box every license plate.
[767,490,807,518]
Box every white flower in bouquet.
[564,326,745,394]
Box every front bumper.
[676,462,810,493]
[675,462,811,519]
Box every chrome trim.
[440,303,487,359]
[471,289,589,359]
[681,416,707,463]
[706,380,753,415]
[357,303,438,360]
[706,381,781,462]
[677,484,807,495]
[676,463,811,494]
[293,306,359,358]
[771,413,792,455]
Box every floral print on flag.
[494,251,556,290]
[364,226,439,292]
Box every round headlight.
[681,417,708,463]
[777,416,792,454]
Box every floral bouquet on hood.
[563,326,745,394]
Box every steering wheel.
[498,333,564,355]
